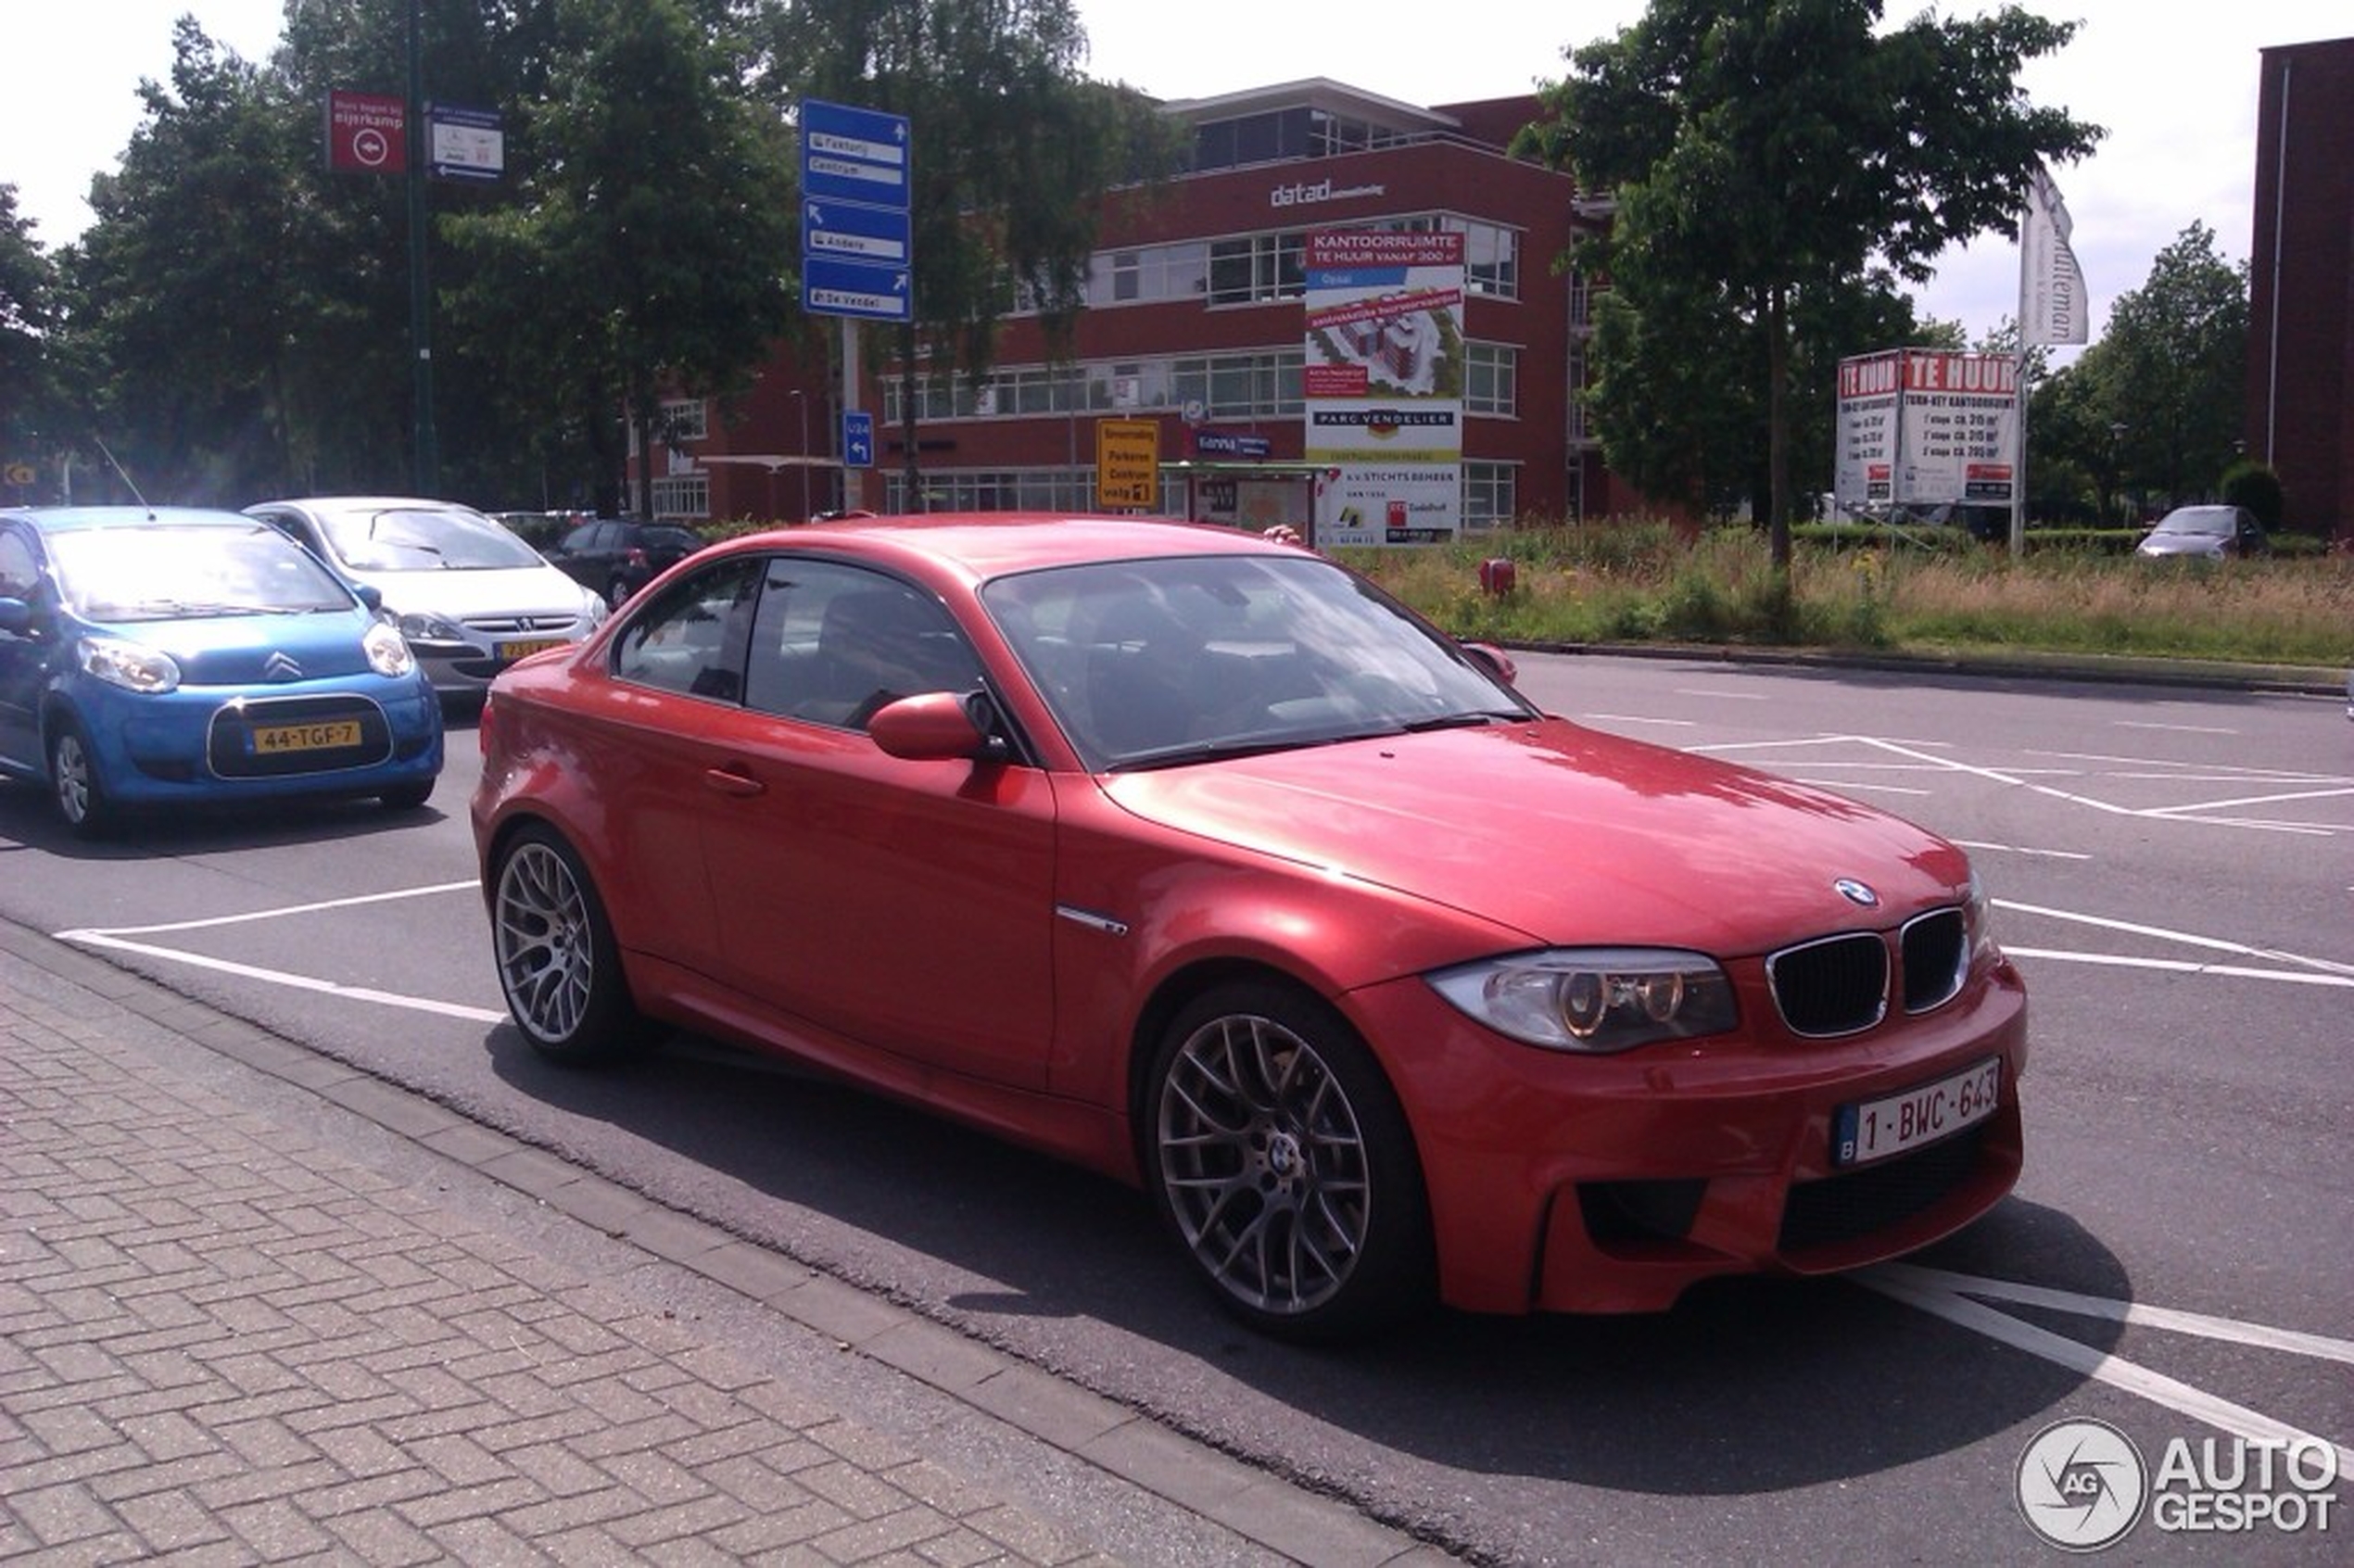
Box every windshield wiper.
[1396,709,1525,733]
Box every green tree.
[2097,222,2246,513]
[450,0,799,516]
[755,0,1181,502]
[1,184,64,497]
[1521,0,2099,564]
[59,19,311,503]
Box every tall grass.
[1343,524,2354,668]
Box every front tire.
[489,824,642,1061]
[47,718,114,838]
[1146,980,1434,1340]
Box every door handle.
[702,765,765,798]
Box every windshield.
[319,505,547,572]
[2157,508,2234,537]
[981,551,1532,770]
[52,525,357,621]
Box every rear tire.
[489,823,643,1061]
[1145,980,1434,1341]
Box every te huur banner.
[1305,230,1465,545]
[1835,349,2019,513]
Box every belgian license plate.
[252,720,361,754]
[1833,1057,2002,1167]
[496,637,570,663]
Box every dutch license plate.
[1833,1056,2002,1167]
[497,637,570,663]
[252,720,361,754]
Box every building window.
[652,474,710,520]
[881,467,1117,514]
[1463,343,1519,417]
[1463,462,1517,529]
[1208,234,1306,306]
[659,398,708,444]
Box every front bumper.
[90,682,444,805]
[1345,957,2030,1314]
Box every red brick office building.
[2246,35,2354,543]
[640,80,1626,537]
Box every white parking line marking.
[1673,688,1773,701]
[1860,1265,2354,1474]
[1995,899,2354,980]
[1954,841,2095,861]
[54,880,508,1025]
[56,880,481,937]
[56,932,510,1023]
[1580,712,1698,727]
[2001,948,2354,988]
[2116,720,2238,735]
[1795,779,1932,796]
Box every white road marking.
[1954,841,2095,861]
[1673,688,1773,701]
[1795,779,1933,796]
[55,880,508,1025]
[1995,899,2354,980]
[1859,1264,2354,1474]
[1580,712,1698,727]
[2116,720,2238,735]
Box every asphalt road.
[2,651,2347,1565]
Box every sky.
[8,1,2349,352]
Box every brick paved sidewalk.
[0,929,1442,1566]
[0,959,1127,1564]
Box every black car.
[543,520,704,607]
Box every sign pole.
[841,319,862,512]
[405,0,437,496]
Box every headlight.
[1428,948,1738,1053]
[582,588,610,626]
[363,621,417,678]
[395,611,471,643]
[77,636,180,694]
[1966,870,1998,963]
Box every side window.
[741,560,981,730]
[0,526,41,599]
[610,558,766,701]
[558,522,601,553]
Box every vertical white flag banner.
[2020,165,2089,348]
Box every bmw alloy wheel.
[1152,985,1430,1336]
[491,827,638,1058]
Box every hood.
[107,607,383,684]
[1100,718,1969,956]
[2135,533,2222,558]
[347,562,593,619]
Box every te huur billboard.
[1835,349,2019,512]
[1305,230,1465,545]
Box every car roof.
[1,505,272,537]
[247,496,486,513]
[699,512,1306,587]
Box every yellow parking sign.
[1095,419,1159,509]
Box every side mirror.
[0,596,33,636]
[867,689,1004,762]
[352,582,385,613]
[1462,641,1518,687]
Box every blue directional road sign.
[800,99,913,324]
[803,257,911,323]
[842,411,875,469]
[800,100,910,211]
[804,198,909,264]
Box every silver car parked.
[247,497,607,694]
